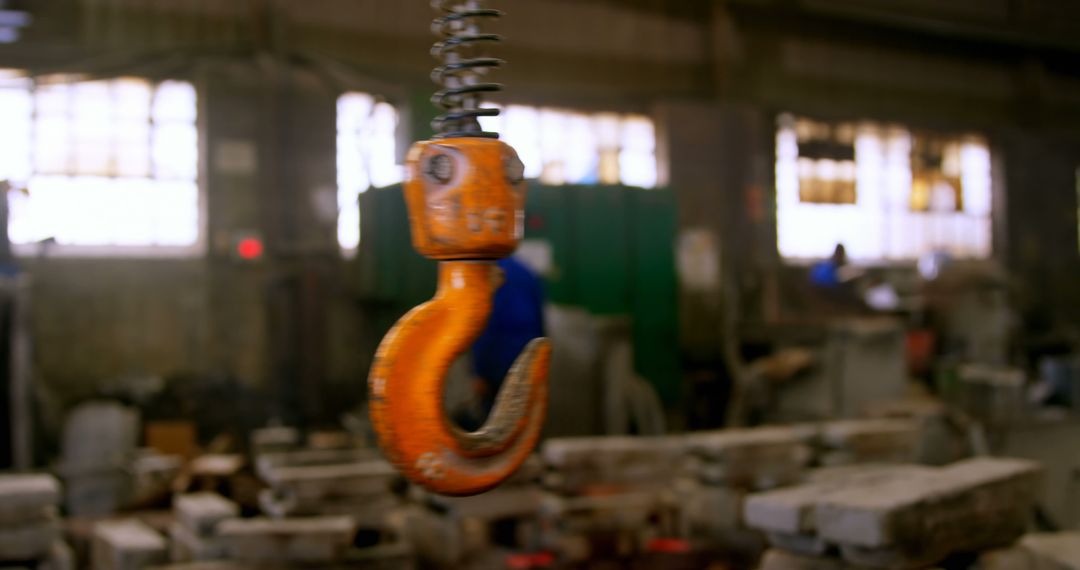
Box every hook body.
[368,138,549,496]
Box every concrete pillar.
[654,99,770,427]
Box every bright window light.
[776,114,992,262]
[0,72,199,251]
[480,104,658,188]
[336,92,403,252]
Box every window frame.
[773,112,995,266]
[2,72,205,259]
[335,91,406,256]
[478,102,660,189]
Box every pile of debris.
[678,425,815,564]
[253,449,412,568]
[539,436,685,564]
[255,447,398,521]
[393,417,928,568]
[5,415,1057,570]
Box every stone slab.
[0,505,57,528]
[682,426,814,489]
[683,425,818,459]
[820,419,919,447]
[92,519,168,570]
[169,522,226,563]
[262,461,397,500]
[250,427,299,453]
[816,458,1040,568]
[258,488,400,523]
[1022,532,1080,570]
[745,464,933,535]
[0,518,60,561]
[819,419,920,465]
[174,493,239,536]
[254,448,383,481]
[976,544,1068,570]
[0,474,60,523]
[541,436,683,493]
[218,516,356,563]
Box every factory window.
[0,71,200,252]
[775,114,992,262]
[480,105,658,188]
[336,92,403,252]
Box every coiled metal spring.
[430,0,503,139]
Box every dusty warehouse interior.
[0,0,1079,568]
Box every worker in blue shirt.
[809,243,868,311]
[810,243,848,288]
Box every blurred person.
[454,256,546,431]
[809,243,861,288]
[808,243,865,311]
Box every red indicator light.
[646,538,691,553]
[505,551,554,569]
[237,237,263,260]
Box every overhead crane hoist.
[367,0,550,496]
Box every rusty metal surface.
[403,138,525,260]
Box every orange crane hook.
[369,0,547,496]
[368,137,551,496]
